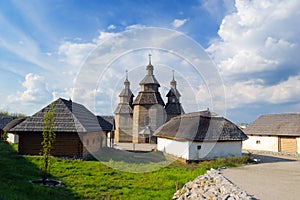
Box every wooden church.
[114,55,184,143]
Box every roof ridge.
[172,110,223,119]
[261,113,300,116]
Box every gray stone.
[173,169,256,200]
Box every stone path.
[222,154,300,200]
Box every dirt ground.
[222,153,300,200]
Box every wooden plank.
[279,137,297,152]
[18,132,83,156]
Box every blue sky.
[0,0,300,123]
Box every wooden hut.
[154,110,248,161]
[10,98,106,158]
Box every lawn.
[0,142,251,200]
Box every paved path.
[114,143,156,151]
[222,154,300,200]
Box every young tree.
[3,130,8,142]
[40,103,56,184]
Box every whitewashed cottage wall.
[243,135,278,152]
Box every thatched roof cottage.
[154,110,248,161]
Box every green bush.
[3,130,8,142]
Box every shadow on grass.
[0,142,79,200]
[92,147,170,164]
[91,147,178,173]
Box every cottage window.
[256,140,261,144]
[197,145,201,150]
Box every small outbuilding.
[243,113,300,153]
[3,117,27,143]
[10,98,106,158]
[154,110,248,161]
[0,116,15,141]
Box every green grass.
[0,142,252,200]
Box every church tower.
[114,71,134,142]
[165,71,184,121]
[132,55,166,143]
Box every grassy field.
[0,142,251,200]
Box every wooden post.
[175,182,179,191]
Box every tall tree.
[40,103,56,184]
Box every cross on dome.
[148,53,152,65]
[170,70,177,88]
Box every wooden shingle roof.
[139,74,160,86]
[245,113,300,136]
[166,87,181,99]
[114,103,133,114]
[0,116,15,130]
[133,92,165,106]
[97,116,114,131]
[3,117,27,131]
[165,103,184,115]
[154,110,247,142]
[10,98,101,133]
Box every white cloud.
[125,24,146,30]
[9,73,51,104]
[205,0,300,112]
[52,87,73,101]
[58,41,96,67]
[225,74,300,109]
[207,0,300,77]
[107,24,116,30]
[172,19,188,28]
[202,0,236,21]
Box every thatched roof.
[154,110,247,142]
[3,117,27,131]
[10,98,101,133]
[245,113,300,136]
[97,116,114,131]
[0,116,15,130]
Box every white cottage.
[243,113,300,153]
[154,110,248,161]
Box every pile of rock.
[173,169,256,200]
